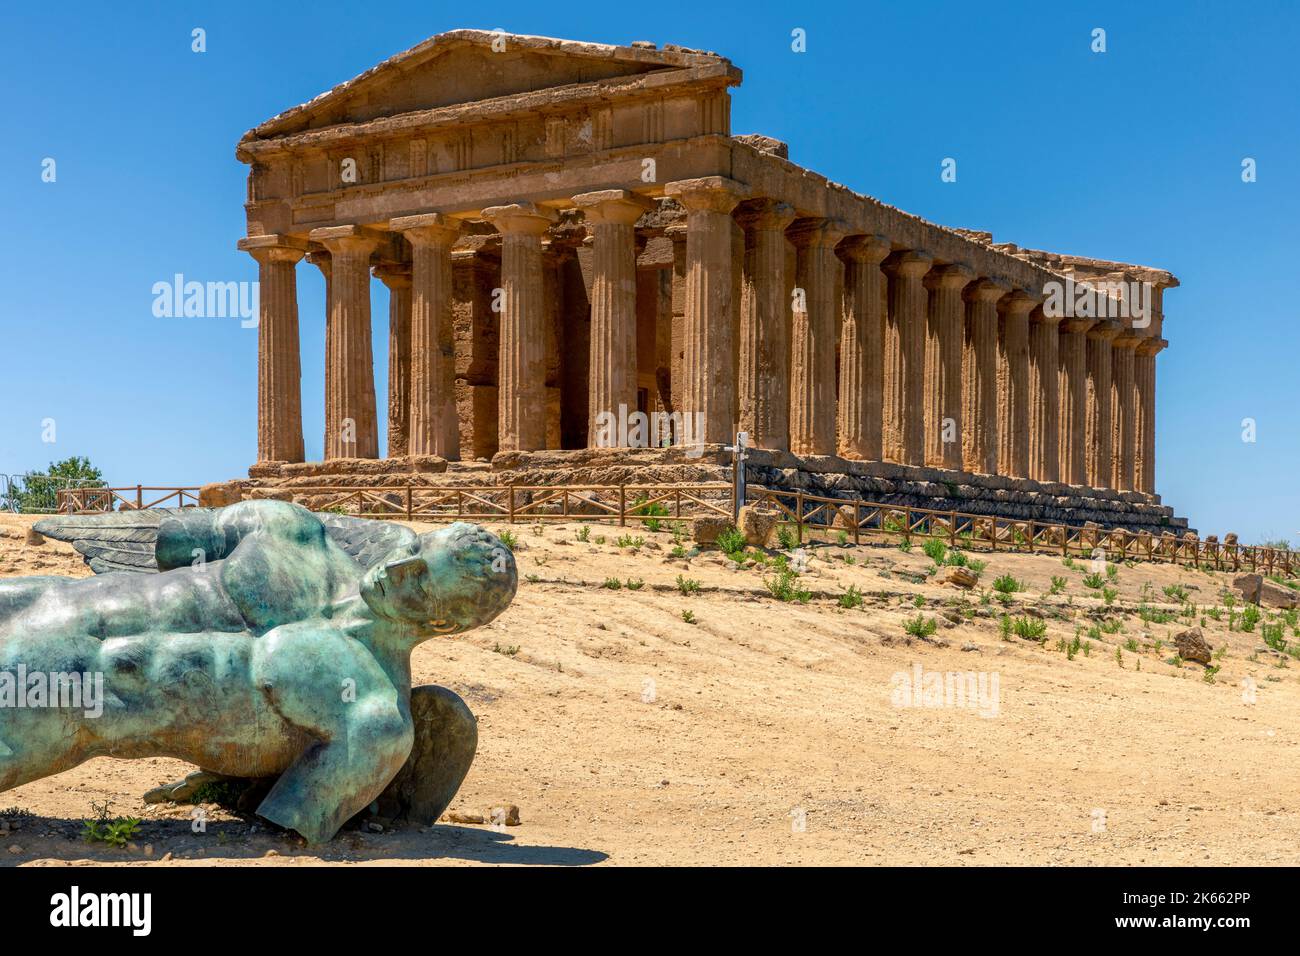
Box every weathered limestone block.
[692,514,734,546]
[1174,629,1213,665]
[199,480,245,508]
[738,506,780,548]
[1233,573,1262,604]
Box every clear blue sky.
[2,1,1297,542]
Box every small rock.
[692,515,733,548]
[160,852,173,861]
[7,845,20,854]
[488,804,522,827]
[366,822,384,833]
[738,506,780,548]
[961,642,979,652]
[264,849,280,858]
[943,566,979,589]
[1233,573,1263,605]
[25,527,45,546]
[446,811,485,825]
[1174,628,1213,665]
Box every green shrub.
[675,575,701,596]
[765,569,810,603]
[1012,616,1047,641]
[716,526,747,555]
[904,614,937,638]
[838,584,864,609]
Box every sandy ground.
[0,510,1297,867]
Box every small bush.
[992,574,1023,595]
[776,524,798,550]
[904,614,937,638]
[838,585,864,609]
[1049,576,1067,595]
[497,530,519,550]
[675,575,701,596]
[716,526,747,555]
[922,538,947,565]
[765,569,810,603]
[1012,616,1047,641]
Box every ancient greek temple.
[237,30,1176,497]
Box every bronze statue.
[0,501,516,843]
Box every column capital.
[1137,336,1168,356]
[306,251,332,279]
[390,212,463,246]
[1113,330,1144,350]
[786,217,849,248]
[837,233,892,265]
[963,277,1010,304]
[663,176,748,214]
[482,202,558,237]
[1030,304,1064,327]
[733,198,796,232]
[883,249,933,278]
[1059,316,1095,334]
[1087,319,1123,341]
[572,189,655,226]
[237,234,308,265]
[923,262,974,291]
[372,263,412,290]
[664,223,688,245]
[998,289,1040,319]
[308,224,382,256]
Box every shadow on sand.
[2,815,608,867]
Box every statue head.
[360,522,517,638]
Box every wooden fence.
[51,481,1298,578]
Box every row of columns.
[242,180,1163,495]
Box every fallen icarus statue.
[0,500,516,843]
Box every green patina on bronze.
[0,501,516,843]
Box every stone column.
[666,224,687,428]
[374,264,412,458]
[923,264,973,469]
[1110,331,1141,491]
[663,177,747,445]
[1134,337,1165,494]
[735,199,797,450]
[787,217,847,456]
[836,235,891,459]
[391,213,462,460]
[996,291,1036,478]
[1085,319,1122,488]
[961,278,1008,474]
[239,235,307,464]
[882,251,934,465]
[310,226,380,459]
[574,189,653,446]
[1057,317,1093,485]
[1027,306,1062,483]
[482,202,557,453]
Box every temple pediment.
[241,30,735,147]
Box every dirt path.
[2,512,1297,866]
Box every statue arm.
[155,501,324,571]
[250,626,414,844]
